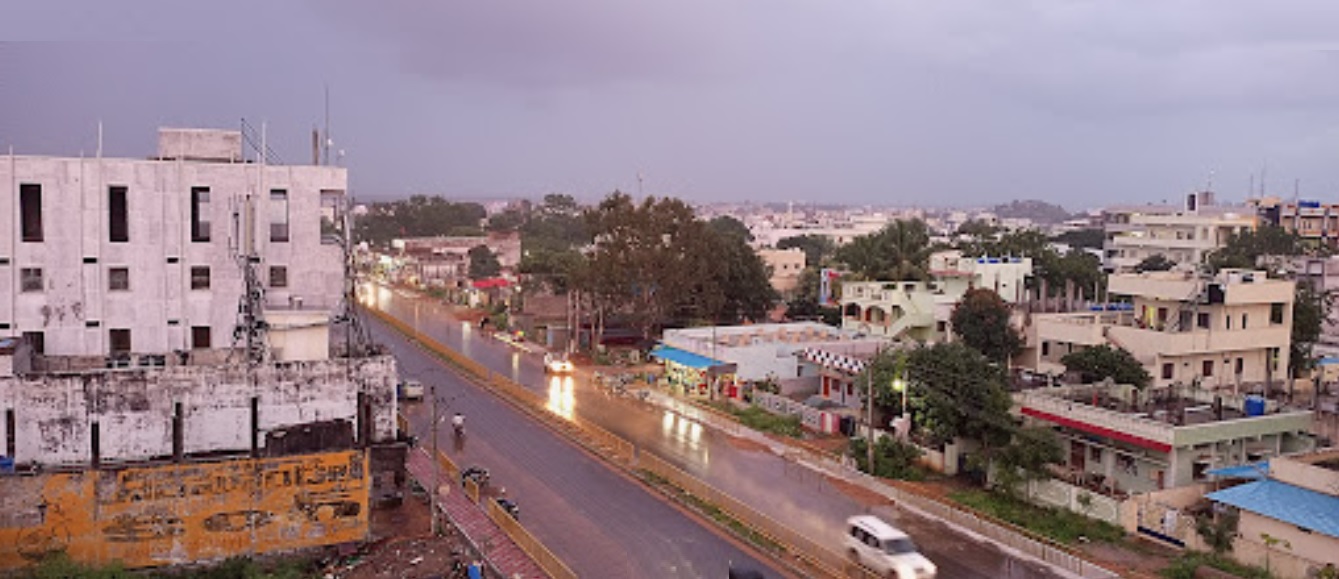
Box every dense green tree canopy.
[835,219,933,281]
[1134,254,1177,273]
[1291,280,1335,377]
[1206,225,1305,273]
[1060,344,1152,389]
[467,245,502,280]
[950,288,1023,364]
[353,195,486,248]
[518,194,590,293]
[707,215,753,243]
[1051,228,1104,251]
[904,343,1013,447]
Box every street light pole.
[866,366,874,474]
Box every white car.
[843,515,936,579]
[544,354,575,374]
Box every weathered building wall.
[0,151,347,357]
[0,450,368,569]
[0,355,397,466]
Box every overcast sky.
[2,1,1338,209]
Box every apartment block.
[0,128,348,359]
[757,247,806,296]
[1023,269,1293,390]
[1103,192,1256,272]
[841,251,1032,342]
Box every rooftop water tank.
[1244,395,1266,417]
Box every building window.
[269,266,288,288]
[1270,303,1285,324]
[109,329,131,355]
[191,326,211,349]
[1041,342,1051,357]
[1197,312,1210,329]
[108,186,129,242]
[320,190,344,245]
[1235,357,1244,375]
[1241,313,1247,329]
[20,268,42,292]
[1225,315,1232,330]
[190,266,210,290]
[20,184,42,242]
[1202,360,1214,378]
[1162,363,1173,380]
[190,187,211,242]
[108,267,130,291]
[22,331,44,355]
[270,189,289,242]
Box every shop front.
[650,345,737,398]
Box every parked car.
[842,515,936,579]
[398,379,424,401]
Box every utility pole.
[430,383,440,536]
[866,365,875,474]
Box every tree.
[1060,344,1152,389]
[903,343,1013,448]
[1134,254,1176,273]
[352,195,487,248]
[697,225,777,323]
[518,194,590,293]
[486,208,526,232]
[956,219,1000,239]
[993,427,1064,497]
[776,234,835,268]
[467,245,501,280]
[950,288,1023,364]
[707,215,753,243]
[835,219,933,280]
[1193,508,1239,557]
[1051,228,1104,251]
[1206,225,1304,273]
[1291,280,1336,379]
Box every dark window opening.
[191,326,211,349]
[108,267,130,291]
[1197,312,1210,329]
[190,187,211,242]
[1202,360,1214,378]
[320,190,345,244]
[1235,357,1244,375]
[22,331,44,355]
[109,329,132,355]
[1162,363,1174,380]
[109,186,129,242]
[270,189,289,242]
[20,268,42,292]
[190,266,210,290]
[20,184,42,242]
[269,265,288,288]
[1270,303,1285,325]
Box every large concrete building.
[757,247,805,297]
[0,128,402,571]
[1023,269,1294,391]
[1102,192,1257,273]
[1,128,348,359]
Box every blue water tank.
[0,455,14,474]
[1244,395,1266,417]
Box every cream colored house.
[1023,269,1294,390]
[1206,448,1339,578]
[757,247,806,296]
[1103,192,1257,272]
[840,251,1032,342]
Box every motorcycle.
[460,466,490,488]
[496,497,520,520]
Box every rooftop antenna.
[637,171,644,197]
[1260,161,1268,197]
[323,84,332,167]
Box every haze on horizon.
[2,0,1338,210]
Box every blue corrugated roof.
[1206,479,1339,539]
[650,345,725,369]
[1205,461,1269,480]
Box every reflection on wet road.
[363,282,1065,579]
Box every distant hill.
[991,199,1073,224]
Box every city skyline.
[3,1,1339,208]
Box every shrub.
[850,436,925,481]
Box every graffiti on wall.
[0,450,368,569]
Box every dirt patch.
[723,436,772,453]
[1075,539,1178,578]
[331,492,489,579]
[826,476,897,508]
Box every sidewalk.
[404,447,548,578]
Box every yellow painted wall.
[0,450,369,570]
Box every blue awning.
[1206,479,1339,539]
[650,345,726,369]
[1205,461,1269,480]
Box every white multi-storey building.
[1,128,347,359]
[1102,191,1257,272]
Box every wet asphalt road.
[365,283,1065,579]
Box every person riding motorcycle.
[452,412,465,435]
